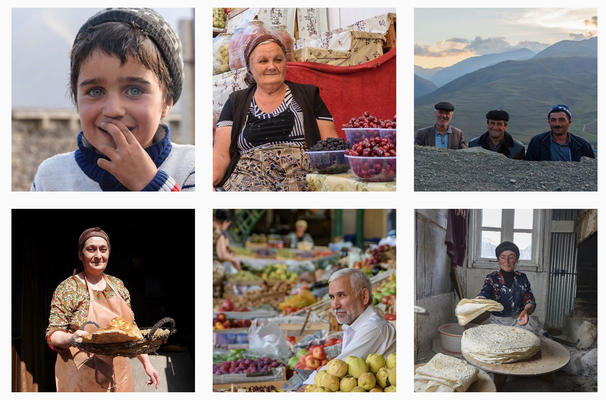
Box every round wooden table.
[462,337,570,391]
[414,362,497,392]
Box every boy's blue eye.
[89,88,103,97]
[128,87,143,96]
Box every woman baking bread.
[476,241,546,336]
[45,227,160,391]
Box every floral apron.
[55,273,135,392]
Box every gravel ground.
[414,145,597,191]
[12,122,77,191]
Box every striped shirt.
[217,87,333,153]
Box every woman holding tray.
[45,227,160,391]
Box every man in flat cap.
[526,104,595,161]
[468,110,525,159]
[415,102,466,149]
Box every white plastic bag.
[247,318,291,360]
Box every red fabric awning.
[285,47,396,138]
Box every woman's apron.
[55,273,135,392]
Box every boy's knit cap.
[73,8,184,104]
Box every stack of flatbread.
[455,298,504,326]
[82,317,143,344]
[461,324,540,364]
[414,353,479,392]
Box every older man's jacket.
[415,125,466,149]
[468,131,525,160]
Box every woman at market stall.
[213,210,242,275]
[213,33,339,191]
[286,219,314,248]
[46,227,160,391]
[475,241,546,336]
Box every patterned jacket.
[477,270,536,318]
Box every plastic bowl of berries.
[345,155,396,182]
[342,112,397,146]
[344,136,396,182]
[306,137,352,174]
[380,128,397,146]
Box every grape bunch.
[309,137,352,151]
[213,357,286,375]
[342,112,397,129]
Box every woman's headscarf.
[78,227,111,255]
[244,33,287,86]
[495,241,519,259]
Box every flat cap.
[434,102,455,111]
[486,110,509,122]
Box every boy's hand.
[97,120,158,191]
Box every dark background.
[11,208,195,391]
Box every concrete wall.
[414,210,466,357]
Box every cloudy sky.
[415,8,598,69]
[12,8,193,110]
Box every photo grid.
[5,2,603,396]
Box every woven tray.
[69,317,176,357]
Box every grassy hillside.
[414,57,597,146]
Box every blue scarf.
[74,124,173,191]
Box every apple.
[222,299,234,312]
[313,346,327,360]
[325,338,338,347]
[305,357,320,369]
[217,313,226,322]
[299,355,308,364]
[309,345,320,354]
[320,358,329,366]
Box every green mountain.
[533,36,597,59]
[414,74,438,98]
[414,56,597,147]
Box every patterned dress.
[217,86,332,191]
[477,270,536,318]
[45,275,130,351]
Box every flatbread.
[461,324,540,364]
[414,353,479,392]
[455,298,504,326]
[81,317,143,344]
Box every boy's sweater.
[31,124,194,191]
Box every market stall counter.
[307,172,397,191]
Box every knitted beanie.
[73,8,184,104]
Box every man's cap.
[486,110,509,122]
[548,104,572,120]
[434,102,455,112]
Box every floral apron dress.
[55,273,135,392]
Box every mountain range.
[414,37,598,146]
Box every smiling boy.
[31,8,195,191]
